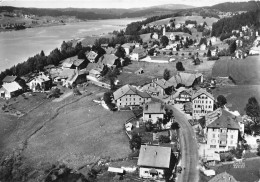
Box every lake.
[0,18,142,72]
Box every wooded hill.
[210,1,260,12]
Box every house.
[113,84,151,108]
[130,48,147,61]
[135,68,144,75]
[121,43,135,55]
[210,36,217,44]
[142,78,174,97]
[241,25,249,32]
[206,109,240,152]
[175,23,183,29]
[192,88,214,118]
[86,51,98,63]
[186,24,195,29]
[143,102,165,124]
[0,82,22,99]
[208,172,238,182]
[137,145,171,179]
[62,56,87,70]
[28,73,51,92]
[152,32,159,40]
[168,72,203,88]
[200,43,207,51]
[175,90,192,103]
[235,49,245,59]
[249,46,260,55]
[98,54,119,67]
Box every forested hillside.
[211,10,260,37]
[210,1,260,12]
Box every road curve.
[168,105,199,182]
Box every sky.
[0,0,251,9]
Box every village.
[0,9,260,182]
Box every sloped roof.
[89,69,101,75]
[122,43,135,48]
[99,54,118,66]
[113,84,151,100]
[143,102,165,114]
[137,145,171,168]
[209,172,238,182]
[105,47,117,54]
[154,79,174,89]
[31,74,50,83]
[169,72,202,87]
[150,56,170,61]
[165,32,191,37]
[2,82,22,92]
[3,76,17,83]
[86,51,98,58]
[62,56,85,67]
[191,88,214,100]
[59,69,75,79]
[207,109,240,130]
[132,48,146,54]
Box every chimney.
[154,151,157,156]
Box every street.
[168,105,199,182]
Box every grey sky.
[1,0,250,9]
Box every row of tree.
[211,10,260,37]
[0,41,85,85]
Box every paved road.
[168,105,199,182]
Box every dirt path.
[52,91,73,102]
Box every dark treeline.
[210,1,260,12]
[125,13,182,35]
[0,41,85,85]
[211,10,260,37]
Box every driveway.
[167,105,199,182]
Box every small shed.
[135,68,144,75]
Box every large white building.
[113,84,151,108]
[192,89,214,118]
[206,109,240,152]
[143,102,165,124]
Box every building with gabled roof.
[142,78,174,97]
[168,72,203,88]
[0,82,22,99]
[206,109,240,152]
[192,88,214,118]
[130,48,147,61]
[98,54,119,67]
[143,102,165,124]
[28,73,51,92]
[113,84,151,108]
[86,51,98,63]
[137,145,171,179]
[62,56,87,70]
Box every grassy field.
[212,85,260,115]
[212,56,260,85]
[149,16,219,26]
[0,85,135,170]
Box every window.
[230,140,233,144]
[120,99,121,101]
[149,114,151,118]
[231,135,233,139]
[210,145,216,148]
[213,134,215,138]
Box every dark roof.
[2,76,17,83]
[113,84,151,100]
[207,110,240,130]
[143,102,165,114]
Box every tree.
[160,36,169,47]
[257,144,260,156]
[77,50,87,60]
[229,41,237,54]
[176,62,185,71]
[159,135,171,143]
[209,40,212,47]
[217,95,227,108]
[207,49,212,57]
[129,134,141,151]
[145,120,153,132]
[245,97,260,125]
[176,44,180,51]
[163,69,170,81]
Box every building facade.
[113,84,151,108]
[143,102,165,124]
[206,110,240,152]
[192,89,214,118]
